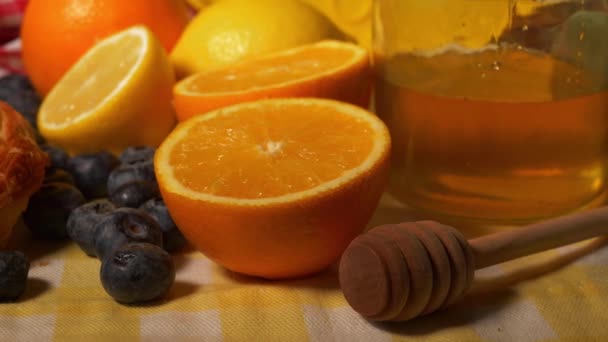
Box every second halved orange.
[172,40,372,121]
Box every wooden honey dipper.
[339,206,608,322]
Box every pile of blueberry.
[0,74,185,304]
[32,145,186,304]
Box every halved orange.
[155,98,391,279]
[172,40,372,121]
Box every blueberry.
[23,183,86,240]
[67,199,117,257]
[67,151,119,199]
[0,74,41,129]
[43,168,75,186]
[40,143,69,170]
[100,242,175,304]
[107,161,155,195]
[139,198,186,253]
[119,146,155,164]
[109,181,160,208]
[93,208,163,260]
[0,251,30,301]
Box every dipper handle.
[471,206,608,269]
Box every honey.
[375,46,608,223]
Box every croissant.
[0,101,48,248]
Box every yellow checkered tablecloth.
[1,194,608,341]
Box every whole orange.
[21,0,190,96]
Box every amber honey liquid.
[375,46,608,223]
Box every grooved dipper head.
[339,221,475,322]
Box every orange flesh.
[184,46,354,93]
[169,102,375,198]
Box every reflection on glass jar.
[373,0,608,224]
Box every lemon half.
[38,25,177,155]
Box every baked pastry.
[0,100,48,248]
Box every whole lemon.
[183,0,372,49]
[170,0,345,77]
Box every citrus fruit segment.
[169,0,345,78]
[173,40,372,121]
[38,26,177,156]
[21,0,190,95]
[155,98,391,279]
